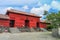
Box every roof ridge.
[0,14,9,19]
[7,9,41,18]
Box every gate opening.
[10,20,15,27]
[25,20,29,28]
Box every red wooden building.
[0,9,49,29]
[0,14,9,27]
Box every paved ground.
[0,32,60,40]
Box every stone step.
[40,28,48,32]
[30,28,36,32]
[9,28,20,33]
[18,28,31,32]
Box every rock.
[52,28,59,37]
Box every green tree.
[46,11,60,28]
[44,11,48,15]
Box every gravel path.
[0,32,60,40]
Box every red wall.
[8,13,26,28]
[39,23,47,28]
[27,16,40,28]
[0,19,9,27]
[8,12,40,28]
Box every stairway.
[40,28,48,32]
[30,28,36,32]
[9,28,20,33]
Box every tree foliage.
[45,11,60,28]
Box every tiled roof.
[7,9,41,18]
[40,22,50,24]
[0,14,9,19]
[40,20,50,24]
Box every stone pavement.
[0,32,60,40]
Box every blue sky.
[0,0,60,19]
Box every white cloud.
[6,7,14,10]
[0,7,14,14]
[51,1,60,10]
[0,7,8,14]
[41,4,51,11]
[22,5,29,10]
[30,4,51,16]
[0,5,29,14]
[30,7,44,16]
